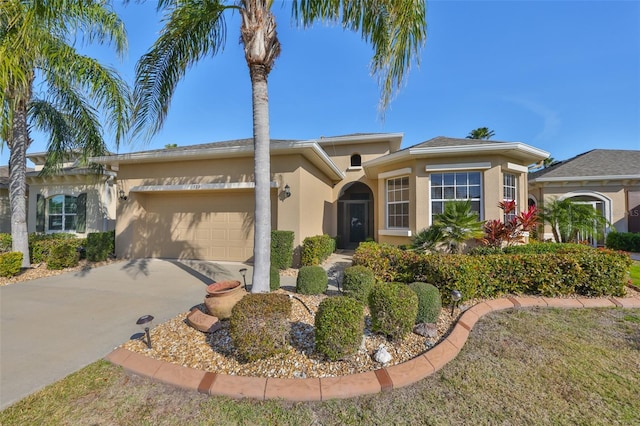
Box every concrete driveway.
[0,258,250,410]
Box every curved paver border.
[105,295,640,401]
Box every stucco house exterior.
[25,152,117,235]
[93,134,548,262]
[528,149,640,243]
[0,166,11,234]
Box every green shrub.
[229,293,291,362]
[271,230,294,269]
[0,233,12,253]
[606,232,640,253]
[86,231,115,262]
[296,265,328,295]
[502,242,593,255]
[0,252,23,277]
[29,233,83,264]
[409,282,442,324]
[46,241,80,270]
[368,282,418,341]
[315,297,364,361]
[342,265,375,304]
[300,234,336,266]
[270,266,280,291]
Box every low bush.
[502,242,594,255]
[300,234,336,266]
[0,233,12,253]
[315,296,364,361]
[86,231,115,262]
[29,233,84,264]
[270,266,280,291]
[341,265,375,304]
[229,293,291,362]
[271,230,294,269]
[0,251,23,277]
[46,241,80,270]
[296,265,328,295]
[409,282,442,324]
[368,282,418,341]
[606,232,640,253]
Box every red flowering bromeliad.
[482,202,538,248]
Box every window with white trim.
[430,172,481,222]
[48,195,77,231]
[503,173,517,222]
[386,176,409,228]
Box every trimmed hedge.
[270,266,280,291]
[300,234,335,266]
[46,241,80,270]
[0,251,23,277]
[229,293,291,362]
[368,282,418,341]
[315,296,364,361]
[409,282,442,324]
[342,265,375,304]
[86,231,115,262]
[271,230,294,269]
[296,265,328,295]
[0,233,12,253]
[353,242,631,298]
[606,232,640,253]
[29,233,84,264]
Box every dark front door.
[349,202,367,244]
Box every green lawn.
[630,261,640,286]
[2,307,639,425]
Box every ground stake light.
[450,290,462,316]
[239,268,247,289]
[136,315,154,349]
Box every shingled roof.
[530,149,640,180]
[410,136,499,149]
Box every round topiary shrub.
[229,293,291,362]
[409,282,442,324]
[296,265,328,295]
[342,265,375,304]
[368,282,418,341]
[270,266,280,291]
[315,296,364,361]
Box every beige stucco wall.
[0,189,10,234]
[26,176,116,235]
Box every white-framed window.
[503,173,517,222]
[386,176,409,228]
[48,195,78,231]
[430,172,481,222]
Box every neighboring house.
[25,152,117,235]
[93,134,548,262]
[0,166,11,234]
[529,149,640,243]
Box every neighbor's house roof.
[0,165,35,189]
[363,136,549,177]
[529,149,640,184]
[91,133,405,184]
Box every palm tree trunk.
[8,98,31,268]
[249,63,271,293]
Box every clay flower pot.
[204,280,246,319]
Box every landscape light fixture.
[118,189,128,201]
[450,289,462,316]
[239,268,247,289]
[136,315,154,349]
[284,184,291,198]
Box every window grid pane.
[386,176,410,229]
[47,195,77,232]
[431,172,481,222]
[503,173,517,222]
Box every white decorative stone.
[373,345,392,364]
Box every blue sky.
[4,0,639,166]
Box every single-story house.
[25,152,117,235]
[528,149,640,244]
[93,134,549,262]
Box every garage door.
[143,191,255,261]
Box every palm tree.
[432,200,484,253]
[540,198,610,244]
[0,0,130,268]
[466,127,495,140]
[132,0,427,293]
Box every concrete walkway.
[0,258,249,410]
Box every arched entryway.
[560,192,612,246]
[337,182,374,249]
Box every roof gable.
[530,149,640,180]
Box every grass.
[629,260,640,287]
[2,307,639,425]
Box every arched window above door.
[350,154,362,168]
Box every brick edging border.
[105,295,640,401]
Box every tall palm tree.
[541,198,609,244]
[133,0,427,293]
[0,0,130,267]
[466,127,495,140]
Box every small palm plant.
[413,201,484,254]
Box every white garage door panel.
[144,193,254,261]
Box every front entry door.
[349,202,367,245]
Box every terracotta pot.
[206,280,242,296]
[204,281,246,319]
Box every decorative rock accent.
[413,323,438,338]
[186,308,221,333]
[373,345,392,364]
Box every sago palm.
[434,200,484,253]
[0,0,130,267]
[133,0,427,292]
